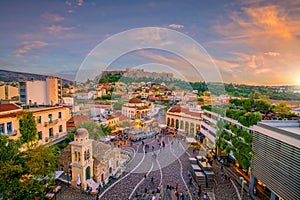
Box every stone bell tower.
[70,128,93,190]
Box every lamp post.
[239,177,247,200]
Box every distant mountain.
[0,69,72,84]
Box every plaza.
[55,132,253,200]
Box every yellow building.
[0,104,23,140]
[0,104,71,145]
[64,128,123,192]
[70,128,94,190]
[166,104,203,136]
[0,84,19,100]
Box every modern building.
[122,98,150,119]
[250,120,300,200]
[166,104,202,136]
[200,109,251,152]
[0,84,19,100]
[0,104,71,145]
[19,76,62,106]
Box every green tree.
[253,99,272,114]
[242,99,252,112]
[113,100,125,110]
[0,127,57,199]
[63,83,69,88]
[274,101,291,116]
[77,121,111,140]
[18,112,38,147]
[197,98,204,102]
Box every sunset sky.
[0,0,300,85]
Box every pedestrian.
[175,183,178,190]
[145,188,148,194]
[144,173,147,179]
[198,185,201,197]
[203,192,208,199]
[187,171,191,177]
[151,177,154,183]
[185,189,189,197]
[189,176,192,185]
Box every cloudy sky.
[1,0,300,85]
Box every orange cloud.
[211,3,300,85]
[15,41,48,57]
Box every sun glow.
[298,77,300,85]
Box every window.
[49,128,53,137]
[20,88,25,93]
[6,122,12,134]
[58,112,62,119]
[37,116,42,124]
[48,114,52,123]
[59,125,63,132]
[0,123,4,134]
[38,131,42,140]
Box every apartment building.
[0,84,19,100]
[0,104,71,145]
[200,109,251,151]
[19,76,62,106]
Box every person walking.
[197,185,202,197]
[203,192,207,199]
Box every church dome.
[129,98,142,103]
[75,128,89,138]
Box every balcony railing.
[44,119,59,126]
[44,132,68,145]
[3,130,18,136]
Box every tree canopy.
[0,113,57,199]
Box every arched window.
[87,149,90,160]
[84,151,87,160]
[75,151,78,162]
[78,152,81,161]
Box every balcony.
[44,119,59,127]
[2,130,18,136]
[45,132,68,146]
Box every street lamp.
[239,177,247,200]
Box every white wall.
[26,81,47,105]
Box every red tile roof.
[129,98,143,103]
[67,115,93,128]
[0,104,21,113]
[169,104,181,112]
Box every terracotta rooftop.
[67,115,93,127]
[129,98,142,103]
[169,104,181,113]
[0,104,21,113]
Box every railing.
[4,130,18,136]
[44,119,59,126]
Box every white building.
[122,98,150,119]
[19,77,62,106]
